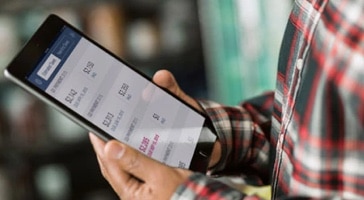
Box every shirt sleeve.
[171,92,275,200]
[200,92,274,180]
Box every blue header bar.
[27,26,81,91]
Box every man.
[89,0,364,199]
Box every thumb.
[102,140,192,199]
[104,140,165,183]
[153,70,202,111]
[152,69,181,95]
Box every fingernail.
[106,142,125,160]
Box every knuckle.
[125,150,141,172]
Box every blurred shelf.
[0,0,207,199]
[0,0,161,13]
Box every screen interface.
[27,27,204,169]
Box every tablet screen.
[26,26,204,169]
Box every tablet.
[4,14,216,172]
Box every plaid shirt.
[172,0,364,199]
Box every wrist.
[208,140,222,168]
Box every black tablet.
[4,14,216,173]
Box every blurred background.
[0,0,291,199]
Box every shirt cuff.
[171,172,245,200]
[198,100,231,173]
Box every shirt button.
[279,134,284,143]
[296,58,303,70]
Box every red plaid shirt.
[172,0,364,199]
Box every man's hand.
[152,70,221,168]
[89,70,221,199]
[89,133,192,199]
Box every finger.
[101,140,152,198]
[89,136,136,197]
[96,154,110,180]
[89,133,110,178]
[104,140,167,183]
[89,133,106,157]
